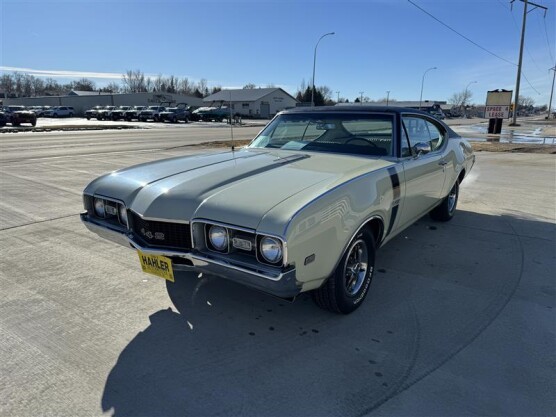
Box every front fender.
[275,168,396,290]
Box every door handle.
[438,160,448,166]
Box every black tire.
[12,121,20,127]
[86,116,91,120]
[430,180,459,222]
[313,228,376,314]
[31,119,36,127]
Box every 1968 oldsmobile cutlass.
[81,106,474,314]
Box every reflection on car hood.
[85,149,394,230]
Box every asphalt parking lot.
[0,128,554,416]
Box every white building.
[203,88,298,118]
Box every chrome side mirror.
[413,142,432,156]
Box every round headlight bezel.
[94,198,105,218]
[208,225,229,252]
[259,236,283,264]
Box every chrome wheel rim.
[448,183,458,213]
[344,239,369,296]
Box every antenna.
[229,90,235,152]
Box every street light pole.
[419,67,437,110]
[359,91,364,105]
[386,91,390,106]
[311,32,335,107]
[336,91,340,103]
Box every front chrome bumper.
[80,213,300,298]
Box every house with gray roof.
[203,87,298,118]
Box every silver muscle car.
[81,106,474,314]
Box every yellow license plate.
[137,251,174,282]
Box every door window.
[402,116,446,154]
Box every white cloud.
[0,66,124,80]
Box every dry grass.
[471,142,556,154]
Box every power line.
[508,2,544,71]
[407,0,516,65]
[540,12,555,64]
[408,0,542,95]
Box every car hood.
[85,149,394,230]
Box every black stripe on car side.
[386,167,401,236]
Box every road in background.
[0,125,262,163]
[0,129,554,416]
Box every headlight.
[118,204,128,227]
[94,198,105,217]
[208,225,228,251]
[260,236,283,264]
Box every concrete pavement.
[0,129,554,416]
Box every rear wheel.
[31,119,36,127]
[313,229,376,314]
[430,180,459,222]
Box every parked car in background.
[192,106,229,122]
[44,106,74,117]
[138,106,166,122]
[29,106,46,117]
[159,107,190,123]
[96,106,116,120]
[124,106,147,121]
[109,106,131,121]
[3,106,37,126]
[85,106,105,120]
[0,110,9,127]
[81,106,475,314]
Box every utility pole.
[510,0,548,126]
[386,91,390,106]
[547,66,556,119]
[336,91,340,103]
[359,91,364,105]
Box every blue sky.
[1,0,555,105]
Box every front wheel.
[430,180,459,222]
[313,229,376,314]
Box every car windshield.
[167,108,178,112]
[249,112,394,157]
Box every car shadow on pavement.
[101,211,555,417]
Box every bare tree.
[122,69,147,93]
[196,78,208,97]
[243,83,257,89]
[0,73,15,96]
[71,78,95,91]
[518,95,535,109]
[104,82,121,93]
[449,89,473,110]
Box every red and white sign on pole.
[485,105,510,119]
[485,90,512,119]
